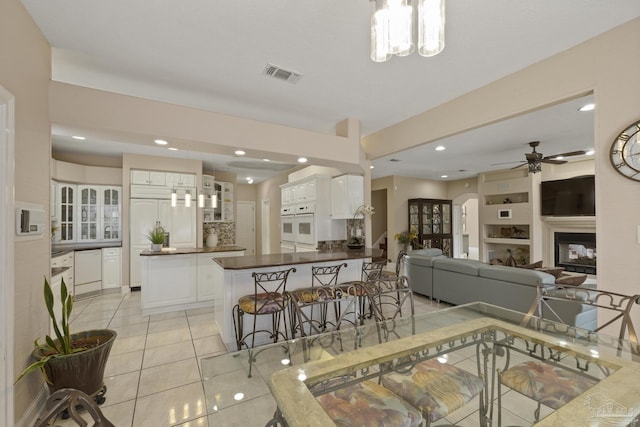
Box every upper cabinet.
[165,172,196,188]
[131,170,166,186]
[330,174,364,219]
[53,182,122,243]
[203,179,234,222]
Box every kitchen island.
[212,248,384,347]
[140,246,245,315]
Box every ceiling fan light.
[528,162,541,174]
[418,0,445,57]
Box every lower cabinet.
[102,247,122,289]
[141,251,244,314]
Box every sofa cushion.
[433,258,484,276]
[555,274,588,287]
[478,265,556,286]
[406,254,446,268]
[407,248,443,257]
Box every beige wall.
[366,18,640,330]
[372,175,448,261]
[51,159,122,185]
[256,174,288,255]
[1,0,52,421]
[236,183,257,202]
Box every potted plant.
[394,230,418,251]
[16,278,117,404]
[147,226,166,251]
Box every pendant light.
[370,0,445,62]
[185,190,192,208]
[211,190,218,209]
[198,192,205,208]
[171,189,177,207]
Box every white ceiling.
[22,0,640,182]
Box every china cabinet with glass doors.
[408,198,453,256]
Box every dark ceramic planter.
[32,329,117,397]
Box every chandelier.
[370,0,445,62]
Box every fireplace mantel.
[541,216,596,229]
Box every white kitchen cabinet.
[102,247,122,289]
[142,254,197,310]
[281,187,293,205]
[78,186,99,241]
[203,181,234,222]
[51,251,74,294]
[196,251,243,301]
[57,183,76,242]
[131,170,166,186]
[166,172,196,188]
[331,174,364,219]
[130,198,196,287]
[74,249,102,297]
[102,187,121,241]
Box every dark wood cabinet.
[408,198,453,256]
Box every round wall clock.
[610,119,640,181]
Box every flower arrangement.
[394,230,418,245]
[353,204,375,218]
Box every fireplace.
[554,232,596,274]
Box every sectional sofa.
[405,249,596,330]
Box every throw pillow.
[516,260,543,269]
[555,274,588,287]
[536,267,565,278]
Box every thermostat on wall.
[498,209,512,219]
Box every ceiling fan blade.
[491,160,525,166]
[510,163,526,170]
[541,158,567,165]
[542,150,587,160]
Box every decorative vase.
[206,233,218,248]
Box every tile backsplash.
[203,222,235,246]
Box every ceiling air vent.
[262,63,302,84]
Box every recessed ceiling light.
[441,175,448,178]
[586,149,595,156]
[154,139,168,145]
[298,157,308,163]
[71,136,86,140]
[246,177,254,184]
[370,165,374,169]
[435,146,446,151]
[579,103,595,112]
[168,147,178,151]
[235,150,246,156]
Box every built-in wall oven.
[295,213,315,246]
[280,206,295,244]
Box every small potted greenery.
[147,226,166,251]
[16,278,116,403]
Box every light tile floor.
[48,290,546,426]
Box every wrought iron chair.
[496,284,640,425]
[364,276,488,426]
[34,388,115,427]
[232,267,296,377]
[340,261,384,324]
[288,263,348,337]
[362,276,415,342]
[379,249,407,282]
[286,283,360,362]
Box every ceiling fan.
[493,141,587,173]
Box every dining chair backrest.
[395,250,407,276]
[361,261,384,281]
[524,283,640,357]
[312,263,348,287]
[363,276,415,341]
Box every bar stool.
[288,263,348,336]
[380,250,407,282]
[232,267,296,376]
[340,261,384,324]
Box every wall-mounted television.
[541,175,595,216]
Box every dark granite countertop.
[140,246,246,256]
[214,248,384,270]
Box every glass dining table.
[201,302,640,427]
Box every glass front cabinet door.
[408,198,453,256]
